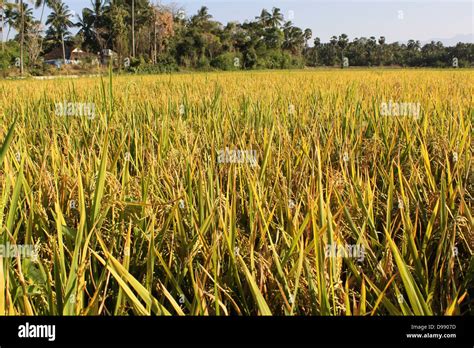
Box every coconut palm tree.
[338,33,349,67]
[9,0,28,74]
[282,21,304,54]
[0,0,4,51]
[34,0,58,52]
[76,8,95,49]
[131,0,134,56]
[12,1,34,32]
[45,0,73,64]
[34,0,57,24]
[191,6,212,27]
[256,8,270,27]
[303,28,312,47]
[2,2,15,43]
[9,0,36,74]
[269,7,283,28]
[76,0,108,52]
[378,36,386,65]
[15,0,25,74]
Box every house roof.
[43,46,96,61]
[43,46,73,61]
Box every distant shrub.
[0,42,21,75]
[255,50,305,70]
[211,52,242,71]
[197,56,210,70]
[243,48,258,69]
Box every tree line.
[0,0,472,75]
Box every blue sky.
[30,0,474,44]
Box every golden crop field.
[0,69,472,316]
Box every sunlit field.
[0,69,472,315]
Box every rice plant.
[0,69,472,316]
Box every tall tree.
[0,0,5,51]
[34,0,56,25]
[256,8,271,27]
[283,21,304,54]
[76,0,108,53]
[46,0,73,63]
[17,0,25,74]
[131,0,134,56]
[303,28,312,47]
[9,0,33,74]
[106,0,128,59]
[377,36,386,65]
[338,33,348,67]
[151,4,173,64]
[269,7,283,28]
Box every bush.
[130,57,141,68]
[256,49,284,69]
[211,52,242,71]
[127,53,179,74]
[156,53,179,72]
[197,56,210,70]
[42,64,59,76]
[255,50,305,70]
[0,42,21,75]
[28,66,46,76]
[243,48,257,69]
